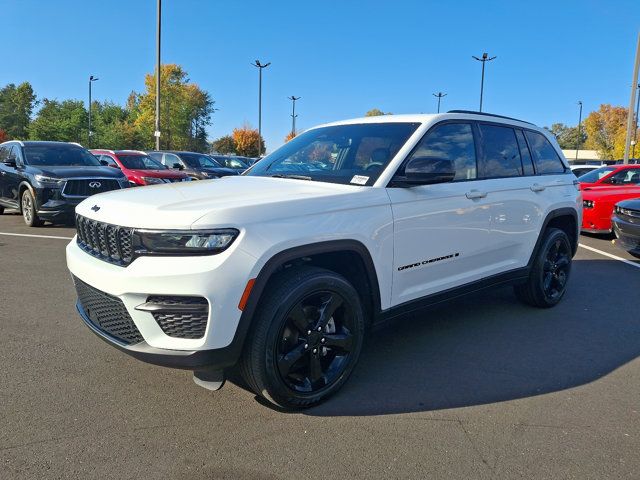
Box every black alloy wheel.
[241,266,365,409]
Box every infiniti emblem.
[89,181,102,188]
[91,205,100,212]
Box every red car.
[582,185,640,234]
[578,164,640,189]
[90,149,189,186]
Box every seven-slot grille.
[73,276,143,345]
[75,214,134,265]
[63,179,120,197]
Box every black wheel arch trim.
[527,207,579,266]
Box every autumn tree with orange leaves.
[233,124,264,157]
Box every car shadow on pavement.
[306,259,639,417]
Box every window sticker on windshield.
[350,175,369,185]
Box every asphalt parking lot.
[1,211,639,480]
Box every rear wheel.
[515,228,572,308]
[241,266,365,409]
[21,189,44,227]
[0,205,4,215]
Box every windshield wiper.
[270,174,313,181]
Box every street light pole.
[633,83,640,160]
[88,75,99,146]
[253,60,271,156]
[472,52,496,112]
[154,0,162,150]
[432,92,447,113]
[287,96,301,136]
[576,101,583,162]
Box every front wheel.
[21,189,44,227]
[241,266,365,409]
[514,228,572,308]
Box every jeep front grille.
[75,214,134,266]
[137,296,209,339]
[73,276,143,345]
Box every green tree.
[29,99,87,143]
[0,82,37,139]
[365,108,391,117]
[131,64,216,152]
[91,101,140,149]
[211,135,236,154]
[547,123,587,150]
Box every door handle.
[530,184,546,192]
[465,190,487,199]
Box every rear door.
[0,145,10,203]
[387,122,495,305]
[3,145,23,207]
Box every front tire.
[21,189,44,227]
[515,228,572,308]
[241,266,365,409]
[0,205,4,215]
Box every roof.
[2,140,83,147]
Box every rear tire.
[515,228,572,308]
[21,189,44,227]
[0,205,4,215]
[240,266,365,409]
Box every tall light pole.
[253,60,271,156]
[633,83,640,160]
[623,32,640,164]
[88,75,99,146]
[432,92,447,113]
[287,95,301,136]
[472,52,496,112]
[154,0,162,150]
[576,101,583,162]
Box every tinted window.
[406,123,476,181]
[525,131,565,174]
[477,124,522,178]
[515,130,535,175]
[118,154,165,170]
[578,166,615,183]
[248,122,420,186]
[23,144,100,167]
[602,168,640,185]
[100,155,118,167]
[148,152,163,163]
[179,153,222,169]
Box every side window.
[406,123,477,181]
[477,124,522,178]
[148,152,163,164]
[101,155,118,167]
[525,131,566,174]
[603,169,640,185]
[515,130,535,175]
[163,153,181,167]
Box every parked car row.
[576,164,640,258]
[0,139,253,226]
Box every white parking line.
[579,243,640,270]
[0,232,73,241]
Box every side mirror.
[392,157,456,187]
[3,158,17,168]
[109,164,121,169]
[99,159,108,166]
[173,163,184,170]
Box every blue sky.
[1,0,639,152]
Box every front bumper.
[612,215,640,255]
[66,236,258,368]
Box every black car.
[209,155,251,172]
[612,198,640,258]
[0,141,127,226]
[147,151,239,180]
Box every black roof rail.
[446,110,535,125]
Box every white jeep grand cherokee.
[67,111,582,408]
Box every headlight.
[34,174,65,187]
[134,229,239,255]
[142,176,170,185]
[583,199,594,209]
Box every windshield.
[180,153,222,169]
[578,166,615,183]
[23,145,101,167]
[211,155,248,169]
[246,122,420,186]
[118,154,166,170]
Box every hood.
[617,198,640,209]
[201,167,239,176]
[34,165,126,179]
[582,185,640,199]
[76,176,378,229]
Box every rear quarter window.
[525,131,566,174]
